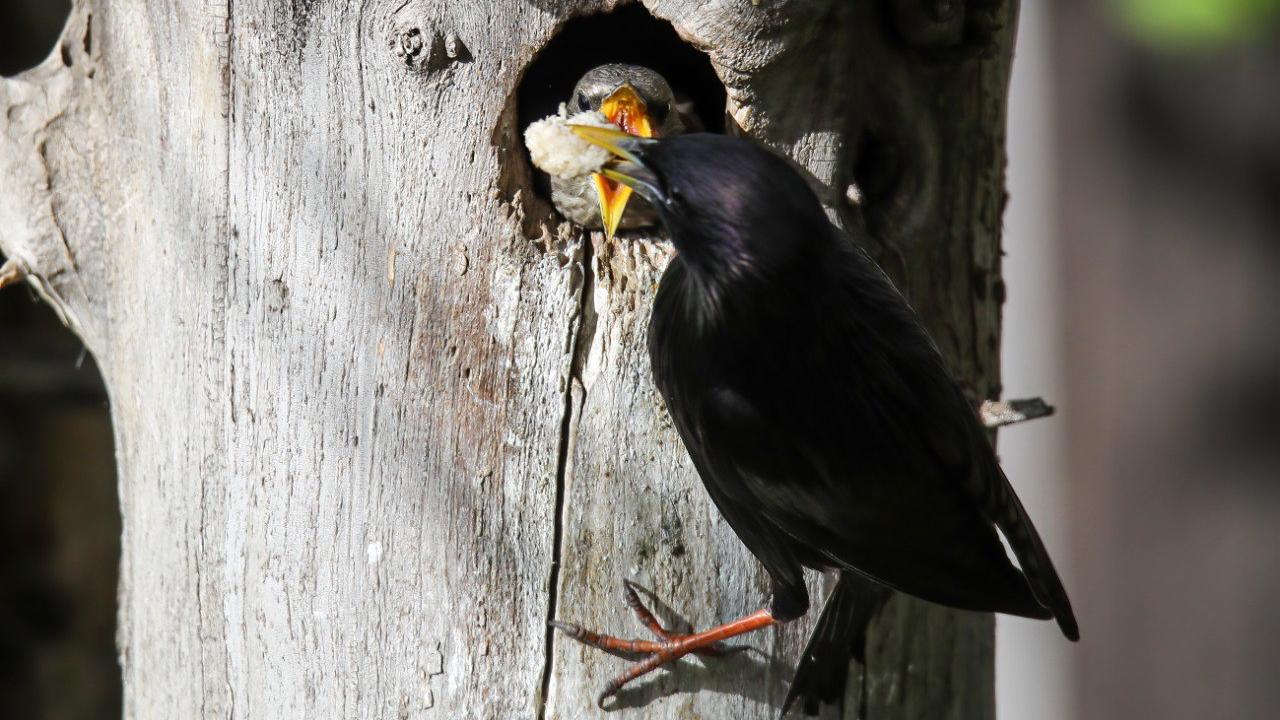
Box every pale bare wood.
[0,1,1021,718]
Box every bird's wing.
[693,380,1045,619]
[831,250,1078,637]
[667,395,813,604]
[687,246,1063,622]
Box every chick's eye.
[650,103,669,124]
[576,94,592,112]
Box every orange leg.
[552,584,778,708]
[620,580,743,657]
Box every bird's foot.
[620,579,746,657]
[551,580,776,708]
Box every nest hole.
[1,1,73,76]
[496,4,727,240]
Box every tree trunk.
[0,1,1018,718]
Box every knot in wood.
[391,26,469,72]
[891,0,965,49]
[394,27,427,65]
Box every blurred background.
[1,1,1276,718]
[1001,1,1280,719]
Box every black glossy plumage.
[636,134,1078,714]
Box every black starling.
[551,127,1079,715]
[548,64,688,237]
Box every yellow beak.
[592,84,654,239]
[568,124,645,164]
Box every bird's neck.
[669,229,754,296]
[661,255,724,336]
[672,251,790,343]
[675,225,820,303]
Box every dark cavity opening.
[518,5,726,138]
[0,0,71,76]
[852,129,905,243]
[499,4,727,239]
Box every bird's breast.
[647,260,713,398]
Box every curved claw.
[554,581,778,706]
[622,580,672,638]
[596,678,622,709]
[549,619,658,661]
[620,580,742,656]
[549,619,581,637]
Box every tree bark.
[0,1,1018,718]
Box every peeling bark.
[982,397,1054,429]
[0,258,24,291]
[0,1,1019,718]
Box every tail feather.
[780,572,889,718]
[992,469,1080,641]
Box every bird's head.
[570,127,829,282]
[570,64,678,238]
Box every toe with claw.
[550,579,778,707]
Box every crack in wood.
[538,231,598,717]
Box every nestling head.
[569,64,675,132]
[570,128,831,279]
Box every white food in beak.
[524,107,616,180]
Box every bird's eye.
[667,185,684,206]
[650,103,669,124]
[576,94,592,112]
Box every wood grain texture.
[0,1,1020,718]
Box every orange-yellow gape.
[592,84,655,238]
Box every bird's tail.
[994,469,1080,641]
[780,572,889,718]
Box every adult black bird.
[551,127,1079,715]
[547,64,689,238]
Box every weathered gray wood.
[0,1,1019,718]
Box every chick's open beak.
[591,84,654,238]
[569,124,665,209]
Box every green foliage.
[1114,0,1280,47]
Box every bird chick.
[552,126,1080,716]
[547,64,685,237]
